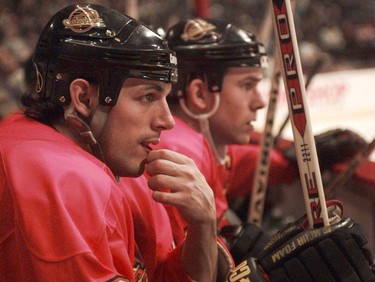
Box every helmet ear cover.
[172,64,224,100]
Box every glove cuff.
[260,217,354,271]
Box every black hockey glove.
[220,222,271,265]
[281,129,368,171]
[228,216,375,282]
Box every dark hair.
[20,73,99,125]
[21,93,64,125]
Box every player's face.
[209,67,265,146]
[98,78,175,177]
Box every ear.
[69,79,98,117]
[186,78,214,112]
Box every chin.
[244,134,252,144]
[128,162,146,178]
[133,159,147,177]
[111,159,146,178]
[234,136,250,145]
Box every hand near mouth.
[145,149,216,225]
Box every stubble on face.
[95,78,173,178]
[98,118,148,177]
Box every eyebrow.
[243,76,263,83]
[142,83,164,92]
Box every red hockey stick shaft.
[270,0,329,227]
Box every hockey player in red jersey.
[149,18,294,258]
[0,5,225,281]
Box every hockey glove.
[228,216,375,282]
[281,129,368,171]
[220,223,271,265]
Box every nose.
[250,88,266,111]
[153,100,175,131]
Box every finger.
[147,173,181,192]
[284,258,312,281]
[333,228,375,281]
[317,238,359,281]
[146,157,179,177]
[151,189,184,206]
[299,247,334,281]
[147,149,189,165]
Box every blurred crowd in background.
[0,0,374,118]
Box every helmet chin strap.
[178,92,226,165]
[64,105,107,163]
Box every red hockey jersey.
[0,113,136,281]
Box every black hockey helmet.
[165,18,267,96]
[33,3,178,106]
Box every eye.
[142,93,155,102]
[242,82,255,91]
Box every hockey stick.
[325,137,375,199]
[247,52,282,226]
[247,0,296,226]
[258,4,274,45]
[275,54,327,141]
[270,0,329,227]
[124,0,139,19]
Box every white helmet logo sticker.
[63,6,105,33]
[181,19,216,41]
